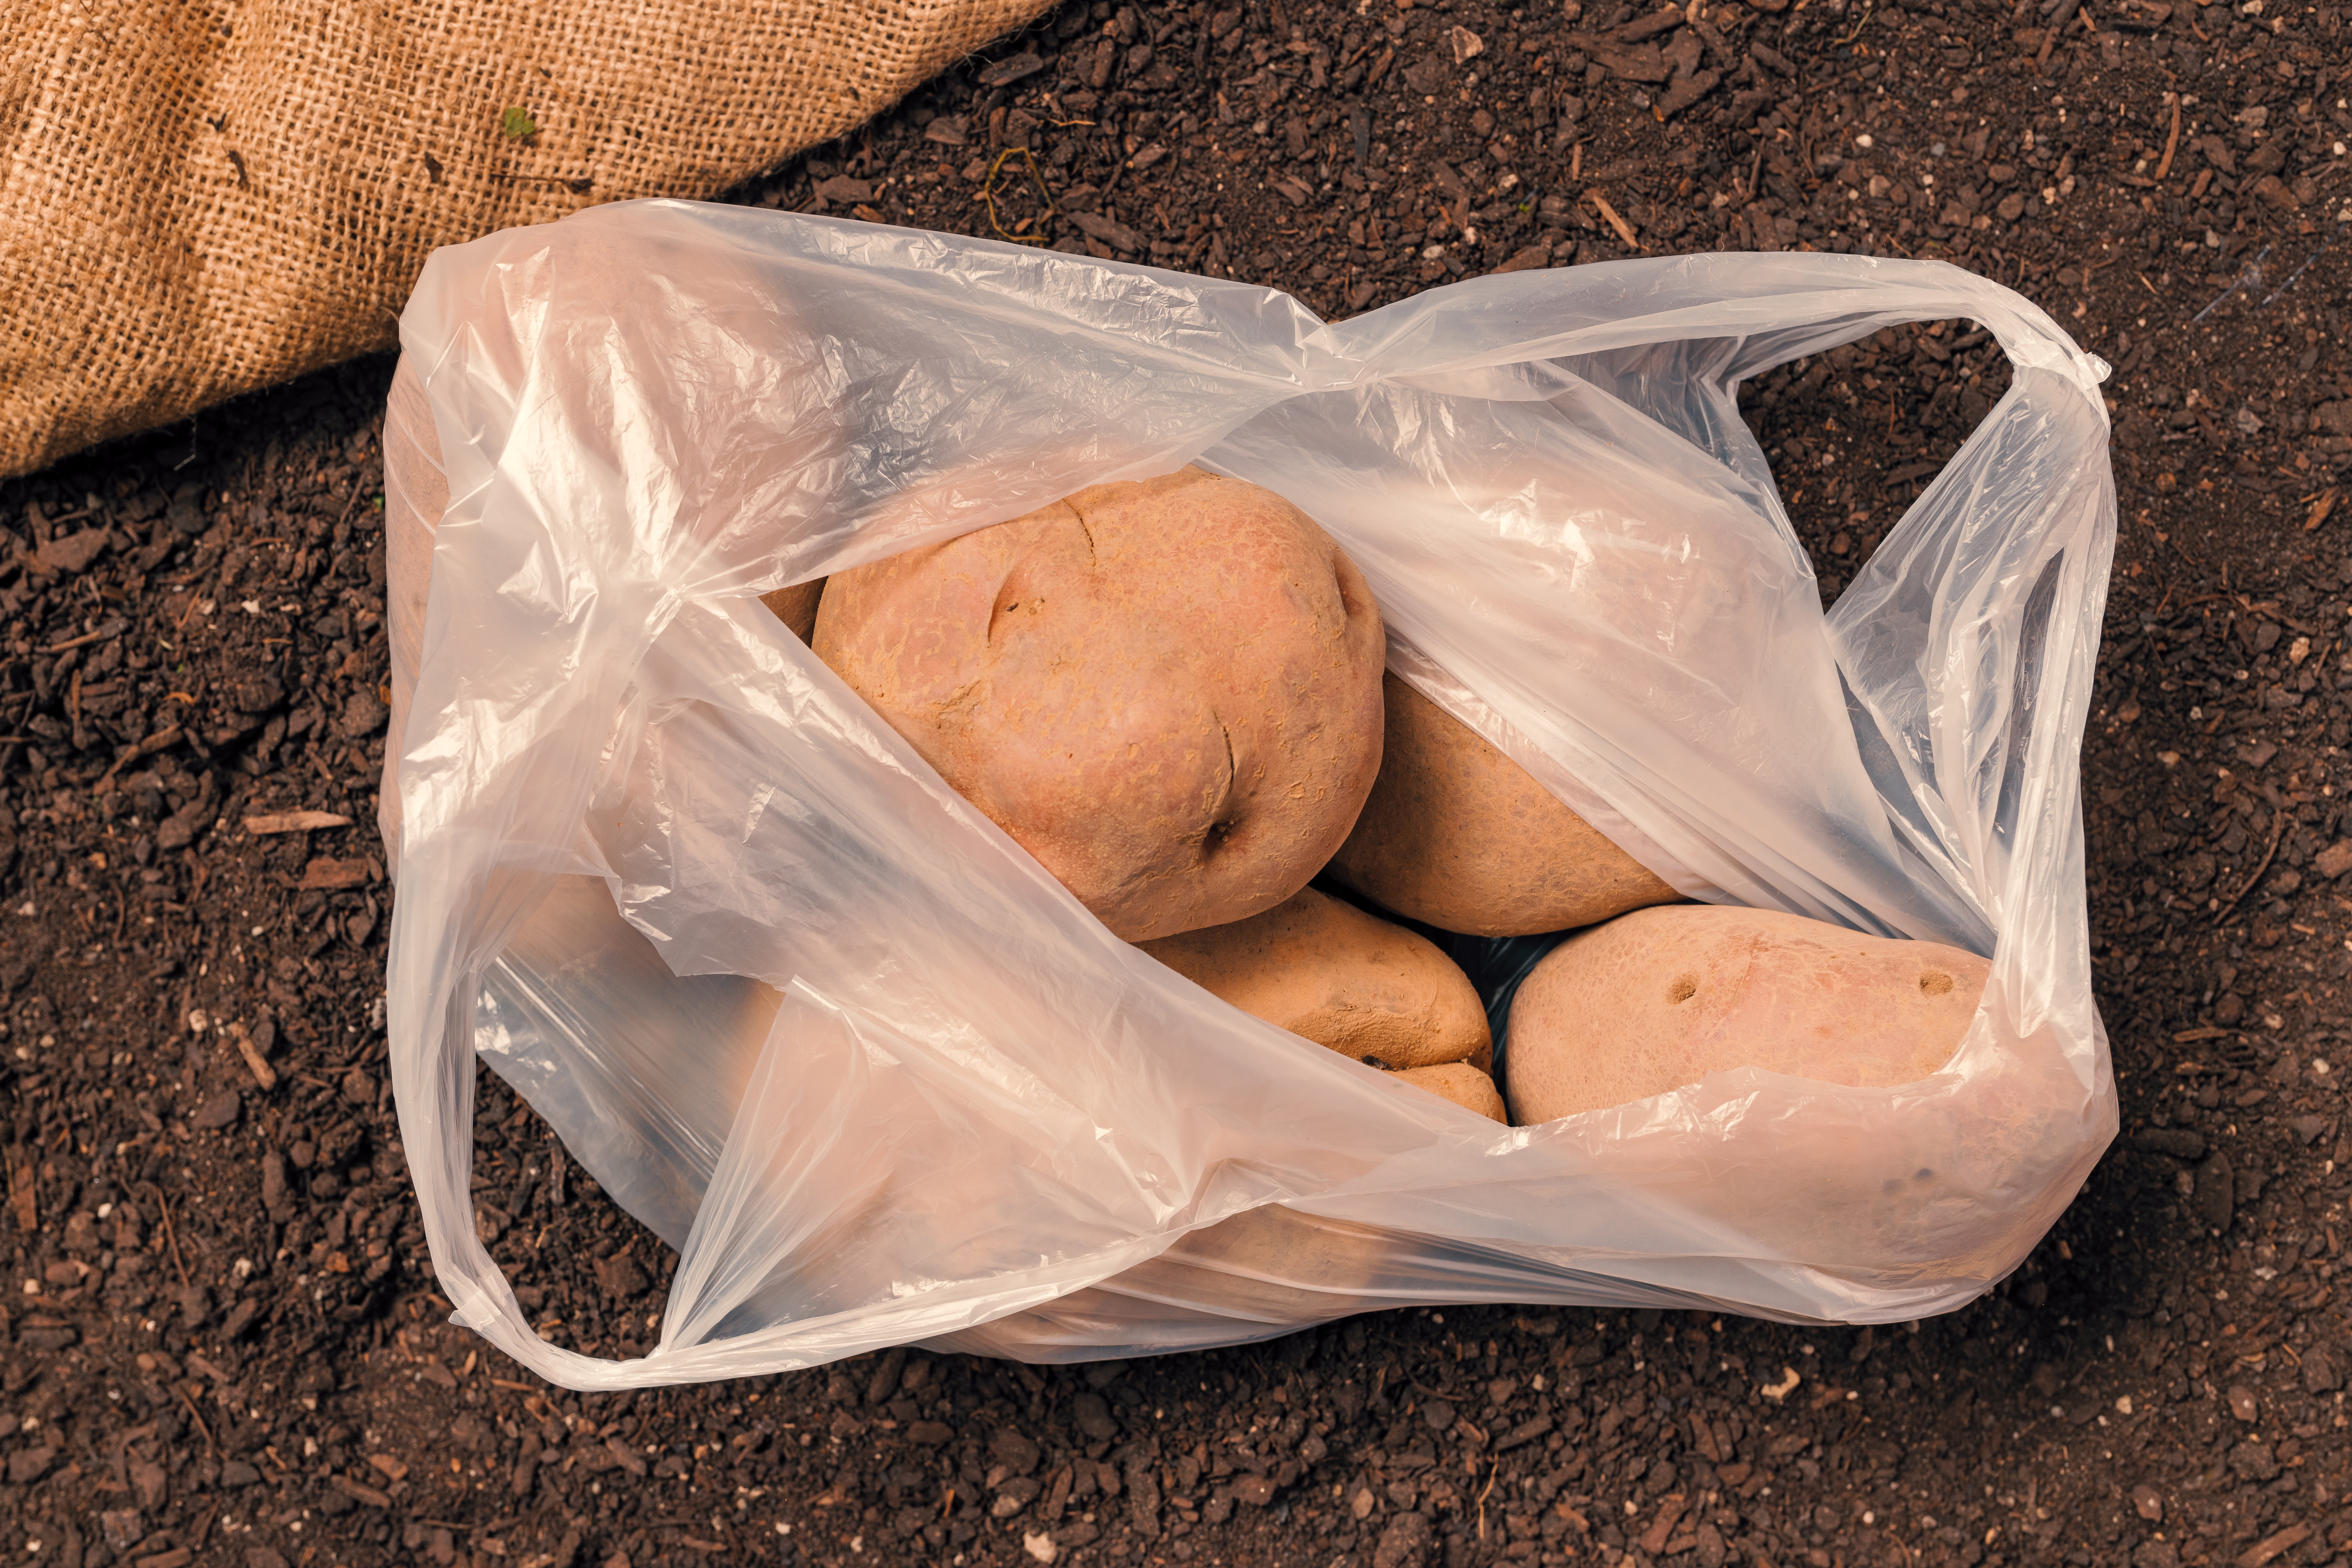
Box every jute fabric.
[1,0,1047,479]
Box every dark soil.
[5,1,2352,1566]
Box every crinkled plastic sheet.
[383,201,2117,1388]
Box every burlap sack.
[0,0,1048,481]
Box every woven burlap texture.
[1,0,1048,481]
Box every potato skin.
[1139,887,1490,1071]
[1392,1061,1507,1122]
[760,579,825,642]
[816,467,1386,941]
[1328,675,1677,937]
[1505,905,1988,1123]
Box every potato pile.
[391,406,1992,1122]
[806,466,1989,1126]
[391,348,1984,1126]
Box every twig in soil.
[43,618,127,653]
[170,1379,219,1452]
[980,147,1056,243]
[2154,96,2181,182]
[231,1021,278,1091]
[334,473,374,535]
[2211,812,2286,929]
[1475,1461,1500,1540]
[97,724,184,786]
[142,1181,194,1290]
[1588,191,1642,250]
[1098,147,1133,202]
[2036,0,2082,72]
[173,592,207,635]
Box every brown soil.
[4,2,2351,1566]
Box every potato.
[1138,886,1489,1071]
[816,466,1386,941]
[1328,675,1678,937]
[1087,1204,1416,1326]
[759,579,825,643]
[1391,1061,1507,1122]
[1505,905,1988,1123]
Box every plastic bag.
[385,201,2118,1389]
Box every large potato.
[816,467,1385,941]
[1505,905,1988,1123]
[1138,886,1489,1071]
[1328,675,1678,937]
[760,579,825,642]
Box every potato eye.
[986,572,1038,642]
[1919,972,1954,996]
[1361,1054,1394,1070]
[1666,973,1699,1004]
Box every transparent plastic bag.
[385,201,2117,1388]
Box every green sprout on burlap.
[501,107,538,140]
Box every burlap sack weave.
[0,0,1049,481]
